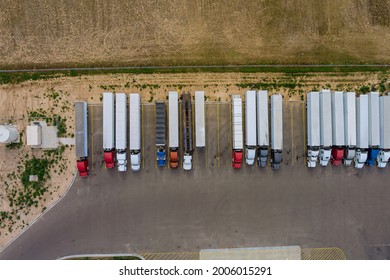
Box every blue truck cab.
[156,148,166,167]
[366,148,379,166]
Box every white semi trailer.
[343,92,356,166]
[232,95,243,169]
[270,94,283,170]
[257,90,269,167]
[331,91,345,166]
[319,90,332,166]
[168,91,179,169]
[116,93,127,172]
[103,92,115,168]
[377,95,390,168]
[245,90,257,165]
[307,91,320,167]
[129,93,141,171]
[354,95,368,169]
[367,92,380,166]
[195,91,206,148]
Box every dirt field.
[0,0,390,68]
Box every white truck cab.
[117,153,127,172]
[183,154,192,171]
[130,153,141,171]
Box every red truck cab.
[232,150,243,169]
[104,151,115,168]
[77,159,89,177]
[331,148,344,166]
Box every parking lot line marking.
[179,100,182,168]
[91,106,94,172]
[217,103,220,168]
[142,103,145,170]
[205,104,208,168]
[290,103,294,166]
[302,99,307,166]
[229,102,232,163]
[154,104,157,169]
[192,103,196,165]
[166,101,170,169]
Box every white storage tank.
[0,124,19,144]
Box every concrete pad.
[59,138,75,146]
[29,175,38,182]
[200,246,301,260]
[41,126,58,149]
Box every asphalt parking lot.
[1,101,390,260]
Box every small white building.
[26,123,42,147]
[26,121,58,149]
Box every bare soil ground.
[0,0,390,68]
[0,88,76,247]
[0,71,389,248]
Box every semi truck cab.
[156,148,166,167]
[257,148,268,167]
[354,149,368,169]
[104,150,115,168]
[307,148,319,167]
[366,148,379,166]
[130,152,141,171]
[331,148,344,166]
[343,148,355,166]
[77,159,89,177]
[319,148,331,166]
[169,150,179,168]
[232,150,243,169]
[183,154,192,171]
[377,150,390,168]
[117,152,127,172]
[271,150,282,169]
[245,148,256,165]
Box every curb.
[59,253,145,260]
[0,170,78,254]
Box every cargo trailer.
[232,95,243,169]
[129,93,141,171]
[182,92,193,170]
[257,90,269,167]
[155,101,166,167]
[367,92,380,166]
[245,90,257,165]
[343,92,356,166]
[319,90,332,166]
[168,91,179,168]
[75,101,89,177]
[195,91,206,148]
[103,92,115,168]
[307,91,320,167]
[377,95,390,168]
[331,91,345,166]
[354,95,368,169]
[116,93,127,172]
[271,94,283,169]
